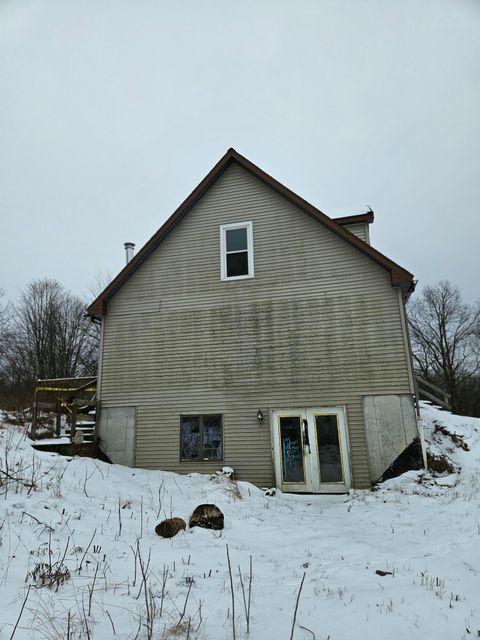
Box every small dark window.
[226,227,247,252]
[180,415,223,461]
[226,252,249,277]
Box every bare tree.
[0,289,12,406]
[0,288,9,359]
[5,279,97,391]
[408,281,480,413]
[79,270,113,376]
[86,270,112,302]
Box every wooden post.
[70,405,77,443]
[55,399,62,438]
[31,391,38,440]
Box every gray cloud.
[1,0,479,303]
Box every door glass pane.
[226,251,249,277]
[279,416,304,483]
[180,416,200,460]
[315,414,343,483]
[226,227,247,252]
[203,415,222,460]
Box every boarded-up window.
[363,394,418,482]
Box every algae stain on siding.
[99,163,415,487]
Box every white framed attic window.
[220,221,254,281]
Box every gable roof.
[87,148,414,317]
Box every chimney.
[124,242,135,264]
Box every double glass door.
[272,407,351,493]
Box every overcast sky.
[1,0,479,305]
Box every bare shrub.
[427,452,455,475]
[162,619,192,639]
[433,424,469,451]
[28,561,71,590]
[210,471,242,500]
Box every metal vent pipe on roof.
[124,242,135,264]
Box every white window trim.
[220,221,254,281]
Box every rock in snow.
[155,517,186,538]
[189,503,224,530]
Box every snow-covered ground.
[0,402,479,640]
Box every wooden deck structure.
[415,375,451,411]
[30,376,97,443]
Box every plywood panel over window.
[363,394,417,481]
[99,407,136,467]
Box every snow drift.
[0,401,479,639]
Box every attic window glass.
[220,221,254,280]
[180,415,223,461]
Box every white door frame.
[271,407,351,494]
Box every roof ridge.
[87,149,414,317]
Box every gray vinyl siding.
[99,163,413,488]
[342,222,369,243]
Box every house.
[87,148,421,493]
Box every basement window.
[180,415,223,461]
[220,221,254,280]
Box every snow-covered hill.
[0,402,479,640]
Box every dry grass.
[28,561,71,590]
[433,424,469,451]
[427,452,455,474]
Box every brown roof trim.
[334,211,374,225]
[87,148,414,317]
